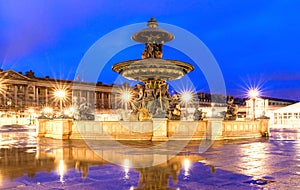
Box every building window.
[274,113,278,124]
[18,85,23,92]
[28,86,34,94]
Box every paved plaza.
[0,128,300,189]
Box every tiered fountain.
[37,18,270,141]
[112,18,194,119]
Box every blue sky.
[1,0,300,100]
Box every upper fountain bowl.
[131,18,174,44]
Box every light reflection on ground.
[0,127,300,189]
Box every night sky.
[1,0,300,101]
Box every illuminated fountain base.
[37,118,270,141]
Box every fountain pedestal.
[36,119,48,137]
[151,118,168,141]
[40,119,73,140]
[206,118,223,140]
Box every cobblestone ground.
[0,128,299,189]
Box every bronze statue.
[194,107,203,120]
[224,96,238,120]
[142,43,163,59]
[167,94,181,120]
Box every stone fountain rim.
[112,58,194,74]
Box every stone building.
[0,69,114,115]
[0,69,296,120]
[272,102,300,128]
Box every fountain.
[37,18,270,140]
[112,18,194,119]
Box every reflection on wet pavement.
[0,128,300,189]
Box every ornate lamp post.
[54,89,66,112]
[121,91,131,112]
[248,88,259,120]
[180,91,193,119]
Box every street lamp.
[121,91,131,111]
[54,89,66,112]
[180,91,193,118]
[248,88,259,120]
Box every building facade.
[245,98,269,119]
[0,69,297,120]
[0,69,115,116]
[272,102,300,128]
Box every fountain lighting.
[64,109,71,117]
[68,106,76,115]
[64,107,76,117]
[28,108,34,113]
[43,107,53,114]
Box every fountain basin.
[37,118,270,141]
[112,58,194,81]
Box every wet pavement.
[0,127,300,189]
